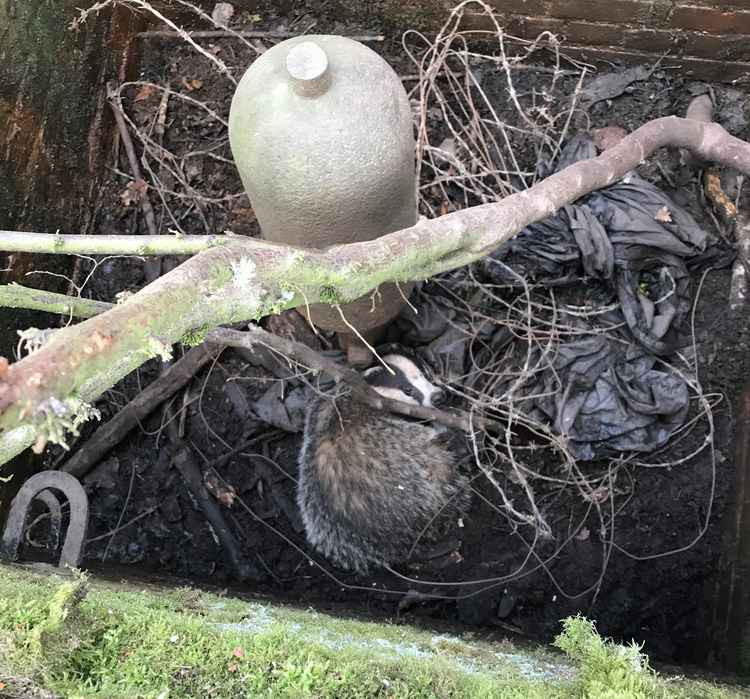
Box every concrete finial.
[286,41,329,96]
[229,36,417,356]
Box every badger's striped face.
[363,354,444,408]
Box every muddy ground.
[8,3,750,671]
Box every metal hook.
[0,471,89,569]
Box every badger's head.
[363,354,445,408]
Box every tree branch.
[2,113,749,464]
[0,230,228,255]
[0,284,114,319]
[0,284,499,471]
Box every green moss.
[0,567,745,699]
[554,615,662,699]
[180,325,210,347]
[552,615,746,699]
[32,394,101,452]
[0,566,559,698]
[319,284,342,306]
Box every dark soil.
[10,3,750,675]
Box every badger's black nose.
[431,389,447,408]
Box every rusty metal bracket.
[0,471,89,569]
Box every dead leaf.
[439,201,454,216]
[575,527,590,541]
[227,663,238,673]
[181,77,203,91]
[654,205,672,223]
[120,179,148,206]
[204,471,237,507]
[134,84,157,103]
[704,169,738,221]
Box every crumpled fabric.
[481,134,716,356]
[498,318,690,461]
[437,135,732,459]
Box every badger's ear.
[363,366,383,379]
[374,342,410,358]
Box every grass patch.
[0,565,745,698]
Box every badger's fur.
[296,353,469,574]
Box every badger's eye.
[402,386,414,396]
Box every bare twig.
[0,284,113,318]
[108,83,159,239]
[173,444,259,580]
[72,1,236,82]
[86,505,158,543]
[107,82,162,282]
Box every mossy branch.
[2,112,750,464]
[0,229,228,255]
[0,283,114,318]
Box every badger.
[296,353,470,574]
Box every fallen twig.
[173,444,260,581]
[86,505,158,543]
[72,0,235,82]
[107,82,163,282]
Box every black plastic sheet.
[433,136,732,458]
